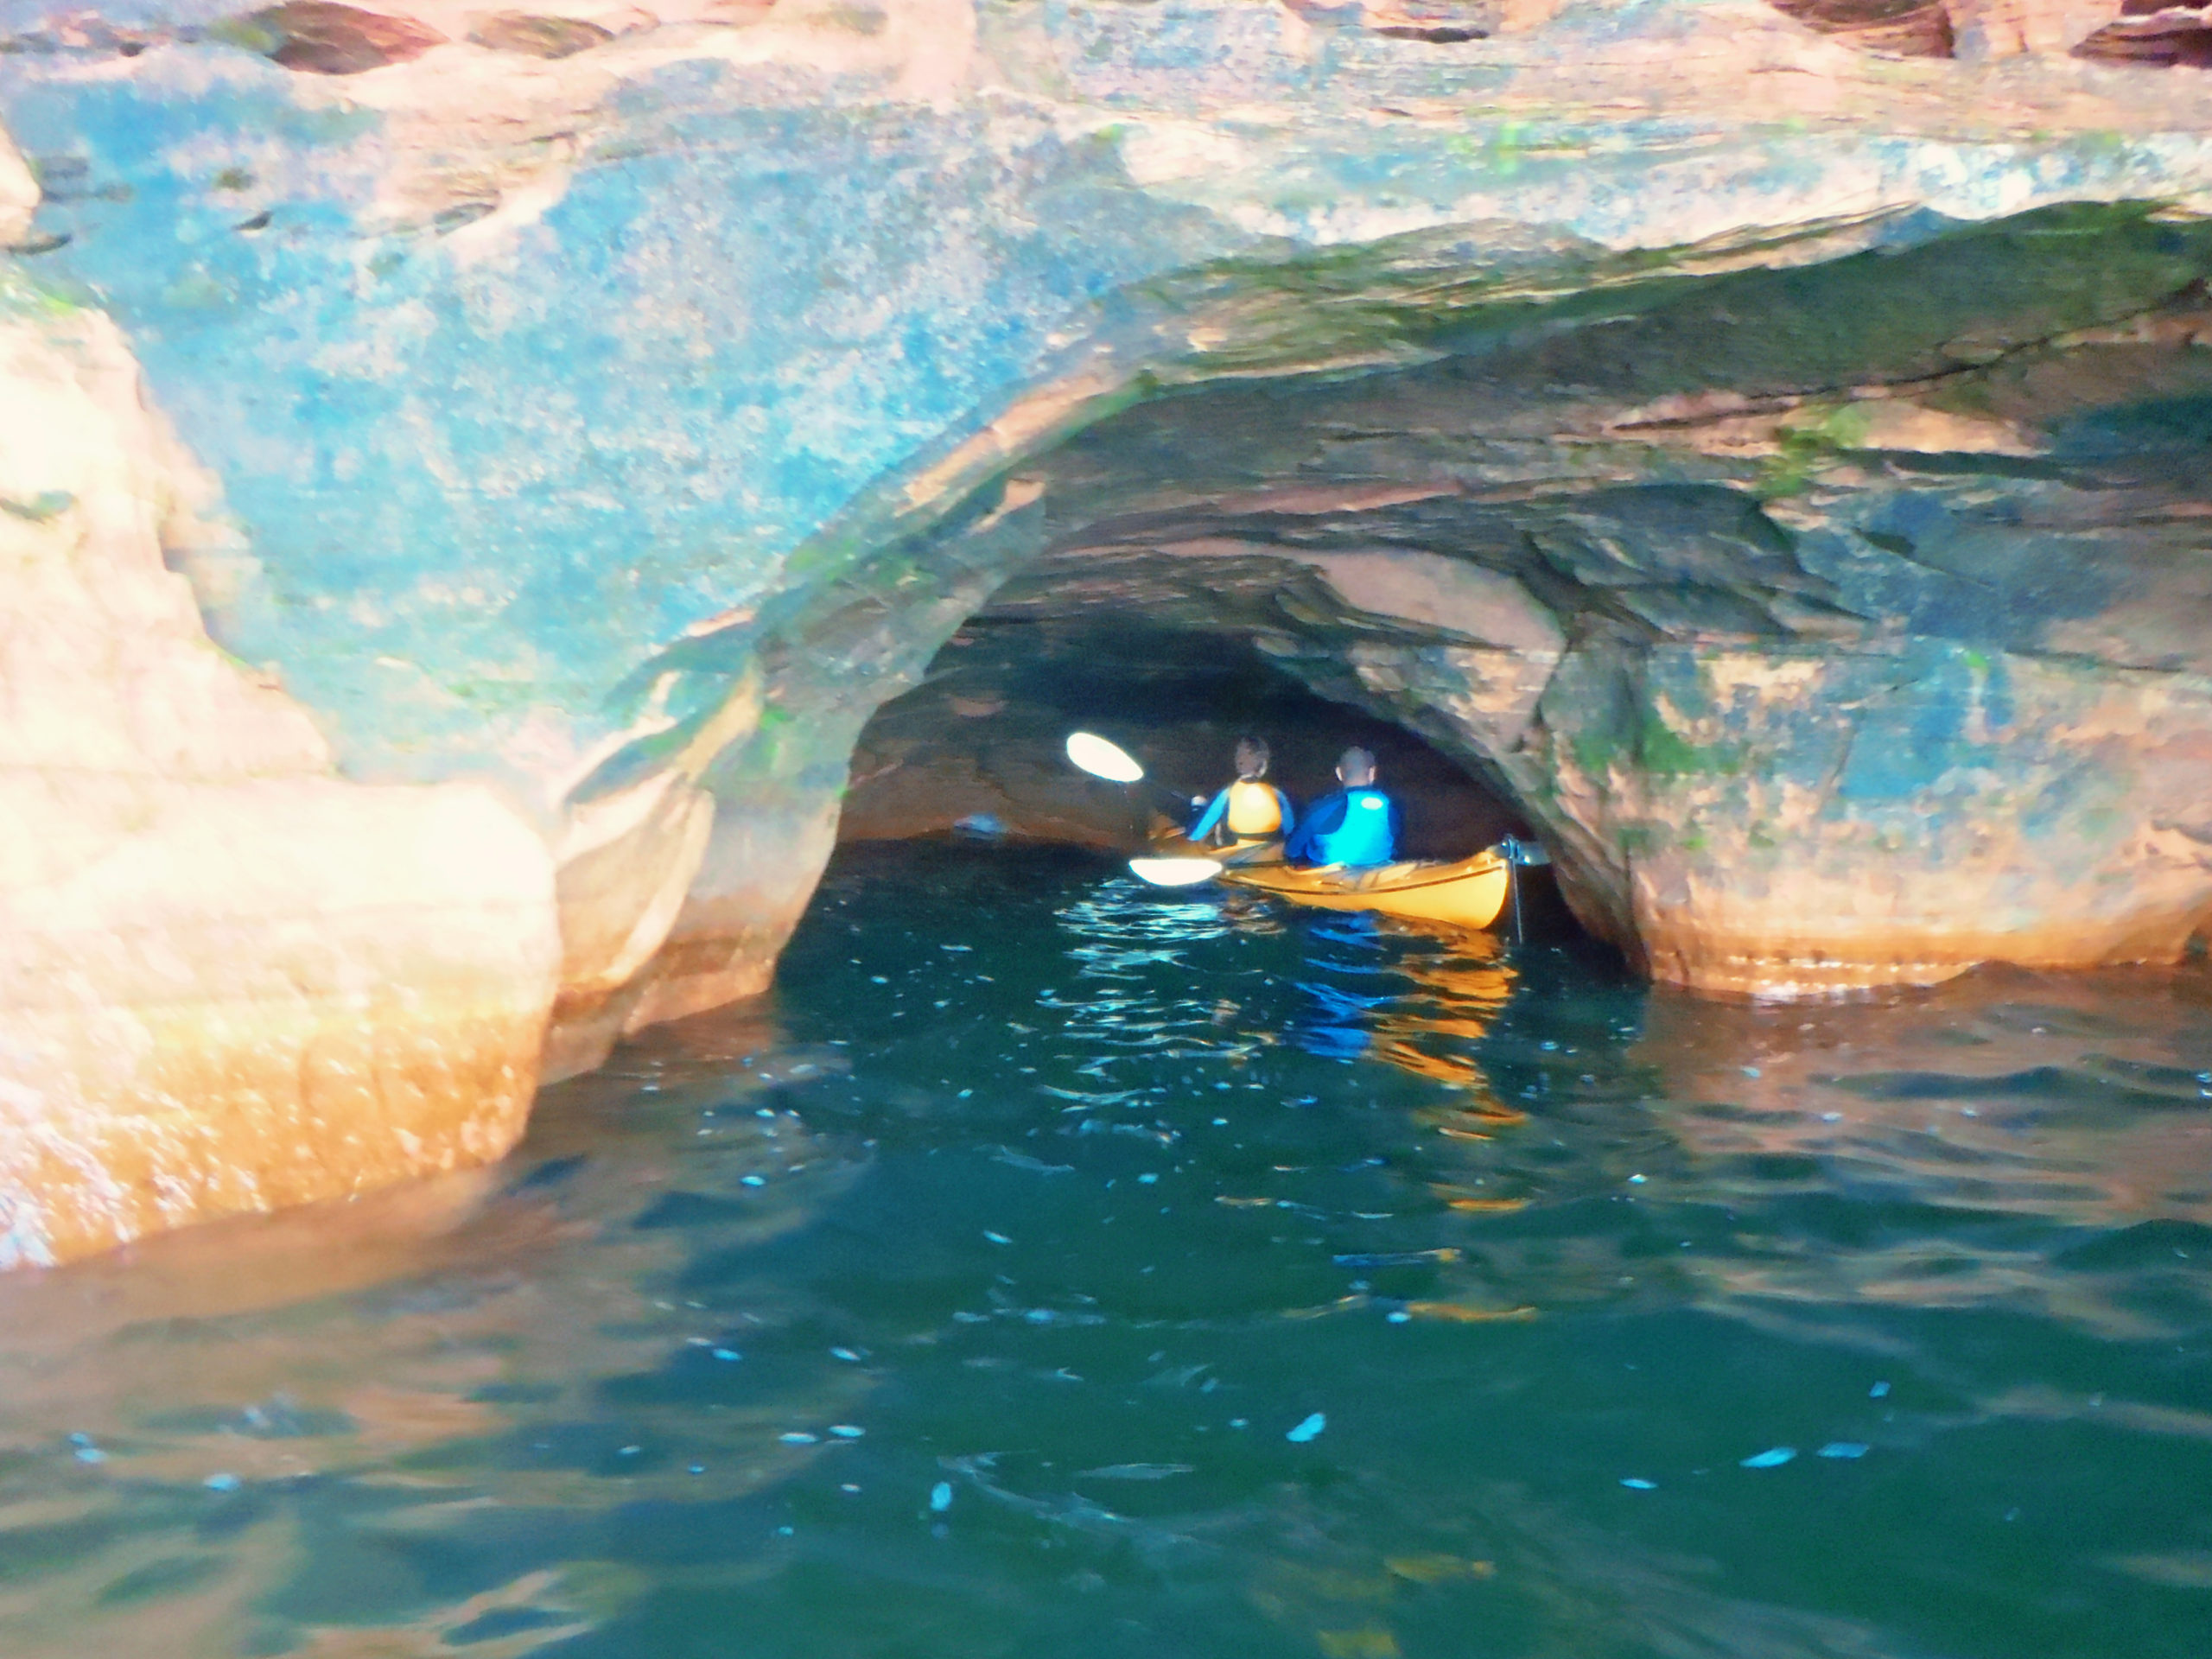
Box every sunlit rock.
[0,126,33,248]
[544,766,716,1079]
[0,283,561,1267]
[1946,0,2122,57]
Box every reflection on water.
[1,842,2208,1658]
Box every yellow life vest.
[1224,779,1285,838]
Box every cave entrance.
[836,599,1530,866]
[579,202,2212,1027]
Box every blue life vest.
[1313,788,1396,868]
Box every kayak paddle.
[1127,856,1225,887]
[1064,731,1146,784]
[1064,730,1207,821]
[1065,732,1233,885]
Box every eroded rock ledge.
[4,0,2212,1260]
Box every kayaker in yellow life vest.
[1189,738,1295,848]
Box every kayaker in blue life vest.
[1190,737,1295,848]
[1286,746,1401,868]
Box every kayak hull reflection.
[1157,839,1513,931]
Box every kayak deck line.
[1253,855,1510,895]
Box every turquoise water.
[3,842,2210,1657]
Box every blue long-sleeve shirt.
[1285,787,1401,867]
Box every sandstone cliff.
[0,256,560,1266]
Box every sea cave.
[2,3,2210,1654]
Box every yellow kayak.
[1153,837,1513,931]
[1226,849,1512,930]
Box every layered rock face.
[0,267,561,1267]
[4,0,2212,1256]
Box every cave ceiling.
[730,201,2212,732]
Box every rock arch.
[566,201,2212,1052]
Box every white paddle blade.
[1128,856,1223,887]
[1065,731,1145,784]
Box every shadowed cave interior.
[838,605,1533,864]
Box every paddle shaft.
[1107,777,1205,834]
